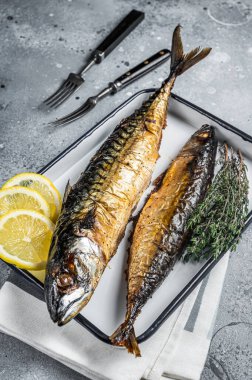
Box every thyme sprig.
[183,145,249,262]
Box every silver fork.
[42,10,144,109]
[49,49,170,127]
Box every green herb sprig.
[183,145,249,262]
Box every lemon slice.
[0,209,54,270]
[0,186,50,217]
[2,173,62,222]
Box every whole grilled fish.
[45,25,211,326]
[110,125,217,356]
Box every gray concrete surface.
[0,0,251,378]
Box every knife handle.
[93,10,144,63]
[110,49,171,93]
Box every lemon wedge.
[2,173,61,222]
[0,186,50,217]
[0,209,54,270]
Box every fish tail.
[110,323,141,357]
[170,24,211,77]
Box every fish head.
[45,231,103,326]
[182,125,215,155]
[194,124,215,143]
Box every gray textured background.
[0,0,252,379]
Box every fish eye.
[57,273,74,288]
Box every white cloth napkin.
[0,253,229,380]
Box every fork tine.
[50,105,91,127]
[45,83,75,108]
[48,84,77,109]
[49,102,93,127]
[43,81,70,105]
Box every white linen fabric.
[0,253,229,380]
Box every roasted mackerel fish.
[45,25,211,326]
[110,125,218,356]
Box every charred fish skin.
[45,55,174,326]
[110,125,217,356]
[128,125,217,311]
